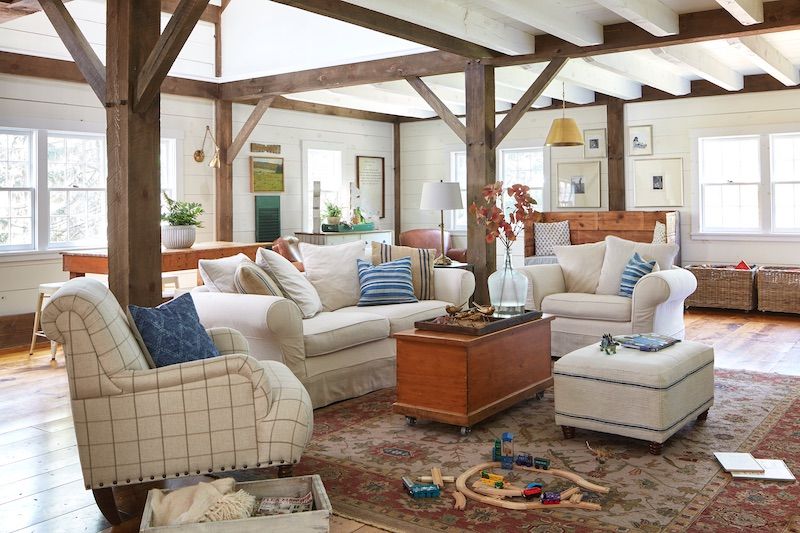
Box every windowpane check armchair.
[41,278,313,524]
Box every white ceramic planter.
[326,216,340,225]
[161,225,196,249]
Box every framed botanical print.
[584,128,607,158]
[634,158,683,207]
[557,161,601,208]
[629,125,653,156]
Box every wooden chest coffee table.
[393,315,554,435]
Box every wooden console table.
[61,241,268,278]
[393,315,554,435]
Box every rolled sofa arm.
[517,264,566,311]
[191,291,305,370]
[632,267,698,335]
[433,268,476,308]
[206,327,250,356]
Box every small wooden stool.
[30,282,66,360]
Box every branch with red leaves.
[469,182,537,247]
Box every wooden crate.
[140,475,331,532]
[757,266,800,314]
[685,264,756,311]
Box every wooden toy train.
[514,453,550,470]
[402,476,440,498]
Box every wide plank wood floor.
[0,309,797,532]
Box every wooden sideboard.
[294,230,393,247]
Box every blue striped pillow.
[357,257,418,306]
[618,252,656,298]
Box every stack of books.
[714,452,796,481]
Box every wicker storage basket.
[756,266,800,314]
[685,264,756,311]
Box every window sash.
[0,186,35,251]
[772,181,800,232]
[700,182,761,232]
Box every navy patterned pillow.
[127,293,220,368]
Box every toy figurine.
[600,333,620,355]
[501,432,514,470]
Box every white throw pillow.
[256,248,323,318]
[596,236,677,295]
[652,221,667,244]
[300,240,365,311]
[554,241,607,294]
[197,253,250,293]
[534,221,570,256]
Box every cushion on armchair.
[618,252,657,298]
[553,241,606,293]
[127,293,220,368]
[596,236,678,295]
[534,220,570,256]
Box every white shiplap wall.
[0,75,394,317]
[400,89,800,267]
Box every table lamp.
[420,180,463,265]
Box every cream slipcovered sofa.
[41,278,313,524]
[192,258,475,408]
[519,236,697,357]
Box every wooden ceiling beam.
[38,0,105,102]
[0,0,71,23]
[478,0,603,46]
[406,76,466,143]
[593,0,678,37]
[226,96,273,164]
[136,0,210,111]
[493,57,567,147]
[584,52,690,95]
[715,0,764,25]
[160,0,220,23]
[728,35,799,86]
[652,46,744,91]
[269,0,501,58]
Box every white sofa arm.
[433,268,475,308]
[191,292,305,373]
[632,267,697,336]
[517,264,566,311]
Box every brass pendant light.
[545,82,583,147]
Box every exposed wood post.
[106,0,162,308]
[607,97,626,211]
[465,60,496,304]
[226,96,274,165]
[214,19,222,77]
[215,100,233,241]
[135,0,211,111]
[494,57,568,147]
[39,0,106,102]
[405,76,466,143]
[394,120,401,243]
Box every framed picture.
[251,156,284,192]
[356,155,385,218]
[557,161,601,208]
[629,125,653,156]
[634,158,683,207]
[583,128,607,158]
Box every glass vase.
[488,246,528,317]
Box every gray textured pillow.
[534,221,571,256]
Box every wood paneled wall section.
[607,97,625,211]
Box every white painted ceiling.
[0,0,797,118]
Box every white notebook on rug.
[714,452,764,473]
[731,459,796,482]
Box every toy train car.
[522,482,543,499]
[402,476,441,498]
[541,491,561,505]
[480,470,505,483]
[515,453,533,467]
[533,457,551,470]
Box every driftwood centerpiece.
[415,306,543,336]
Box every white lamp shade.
[420,181,463,210]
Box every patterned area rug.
[252,370,799,532]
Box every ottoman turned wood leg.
[561,426,576,439]
[649,442,664,455]
[697,409,709,421]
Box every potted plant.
[161,192,204,249]
[323,202,342,225]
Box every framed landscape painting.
[251,156,284,192]
[557,161,601,208]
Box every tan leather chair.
[399,229,467,263]
[272,236,304,271]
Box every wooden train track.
[454,462,608,512]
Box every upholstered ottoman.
[554,340,714,454]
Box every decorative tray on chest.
[414,310,543,336]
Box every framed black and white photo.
[583,128,607,158]
[634,158,683,207]
[557,161,601,208]
[629,125,653,156]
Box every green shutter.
[255,196,280,242]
